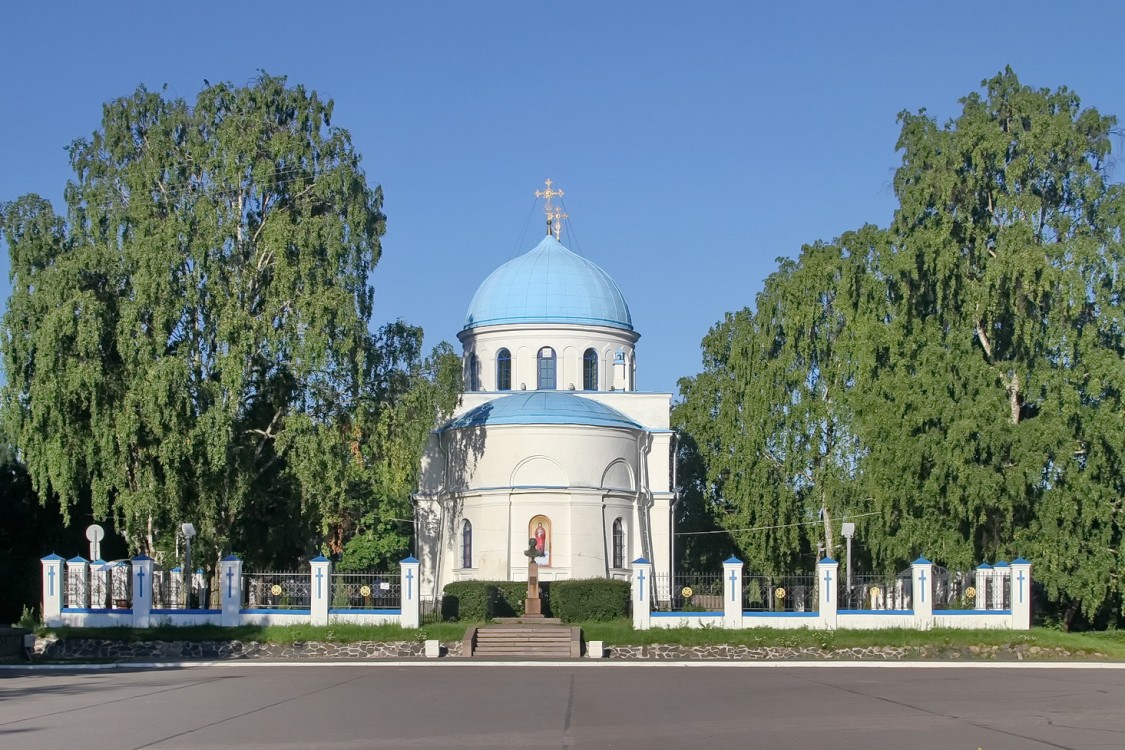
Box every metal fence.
[843,569,913,610]
[652,572,724,612]
[330,572,401,610]
[743,574,818,612]
[932,567,976,609]
[244,570,311,609]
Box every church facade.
[413,188,674,604]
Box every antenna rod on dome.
[534,178,567,241]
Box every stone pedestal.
[524,560,544,618]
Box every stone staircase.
[464,620,582,659]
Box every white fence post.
[400,557,421,628]
[912,557,934,627]
[631,558,652,630]
[310,556,331,626]
[132,555,154,627]
[818,558,839,630]
[1010,558,1032,630]
[723,556,743,628]
[41,554,64,626]
[220,555,242,627]
[66,556,89,609]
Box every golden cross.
[534,178,566,239]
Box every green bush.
[549,578,629,622]
[440,580,551,620]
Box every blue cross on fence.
[226,567,235,599]
[637,569,645,601]
[48,567,55,597]
[823,567,832,604]
[729,569,738,601]
[918,568,927,603]
[405,568,414,600]
[136,568,145,599]
[315,568,324,599]
[1017,570,1025,604]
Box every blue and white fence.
[40,554,422,629]
[632,556,1032,631]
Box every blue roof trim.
[41,553,64,561]
[724,556,743,565]
[977,563,993,570]
[67,556,88,564]
[310,555,330,563]
[151,608,220,615]
[632,557,650,565]
[838,609,914,615]
[222,555,241,562]
[933,609,1010,615]
[821,557,838,565]
[240,609,312,615]
[443,391,642,431]
[329,608,402,616]
[133,554,153,562]
[993,560,1009,568]
[1012,557,1030,565]
[401,556,420,564]
[464,235,633,332]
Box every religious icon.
[528,515,551,566]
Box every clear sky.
[2,1,1123,396]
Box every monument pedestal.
[524,559,544,618]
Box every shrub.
[550,578,629,622]
[441,582,498,621]
[440,580,552,620]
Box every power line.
[674,511,880,536]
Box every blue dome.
[442,392,641,431]
[464,235,632,331]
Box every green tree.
[675,236,873,574]
[1,75,455,574]
[861,68,1125,623]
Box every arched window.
[583,348,599,391]
[461,520,473,568]
[612,518,624,568]
[537,347,556,390]
[468,353,480,391]
[496,348,511,391]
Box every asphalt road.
[3,662,1124,749]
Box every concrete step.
[466,625,583,659]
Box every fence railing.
[330,572,401,610]
[244,571,311,609]
[652,572,724,612]
[743,574,818,612]
[843,571,913,610]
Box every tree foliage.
[677,69,1124,624]
[2,75,460,573]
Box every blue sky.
[2,1,1123,396]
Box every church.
[413,181,675,605]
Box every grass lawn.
[39,620,1125,659]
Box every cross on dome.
[535,178,568,240]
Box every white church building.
[414,184,674,604]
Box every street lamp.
[181,523,196,608]
[841,522,856,602]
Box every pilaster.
[400,557,422,628]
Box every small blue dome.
[442,392,641,431]
[464,235,632,331]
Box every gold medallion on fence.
[965,586,976,598]
[869,585,880,597]
[360,585,372,597]
[774,587,786,599]
[681,586,694,598]
[270,584,282,596]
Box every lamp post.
[841,522,855,603]
[181,523,196,608]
